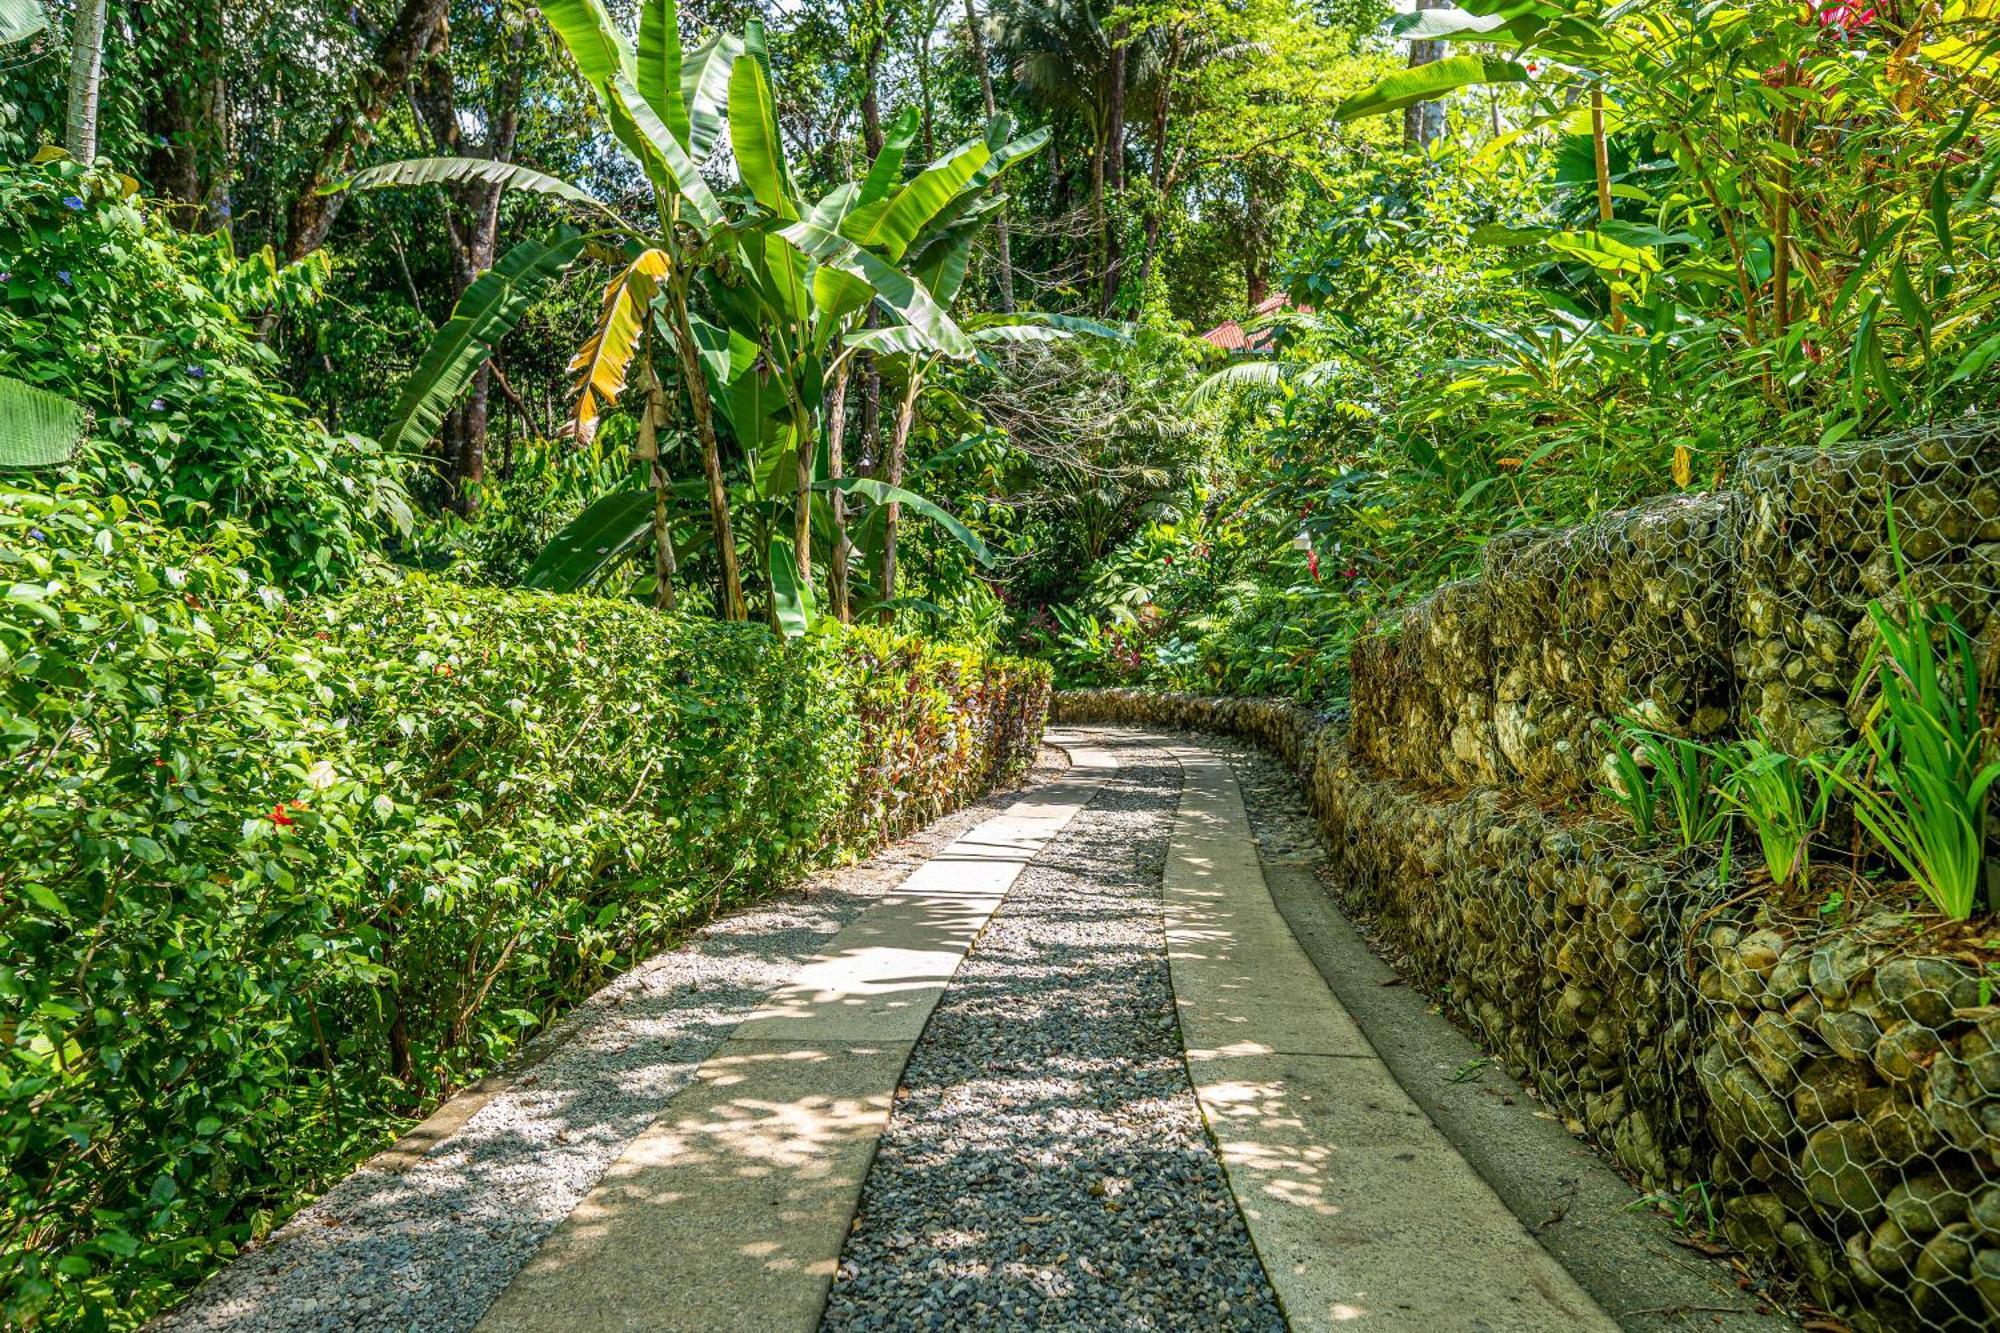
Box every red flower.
[1164,555,1174,567]
[1307,549,1322,581]
[1345,565,1359,580]
[268,805,295,827]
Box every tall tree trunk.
[1101,24,1128,315]
[1137,32,1179,295]
[962,0,1013,311]
[858,22,886,524]
[286,0,452,262]
[136,3,224,219]
[1403,0,1447,149]
[64,0,109,163]
[826,361,853,623]
[916,2,936,161]
[668,284,747,620]
[414,23,525,512]
[879,371,921,614]
[860,27,886,156]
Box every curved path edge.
[470,733,1119,1333]
[1160,737,1619,1332]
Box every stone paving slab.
[1163,742,1619,1333]
[472,736,1117,1333]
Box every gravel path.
[820,737,1286,1333]
[157,754,1067,1333]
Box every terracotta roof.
[1200,295,1298,353]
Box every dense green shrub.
[0,483,1047,1331]
[0,160,411,590]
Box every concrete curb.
[1161,738,1617,1333]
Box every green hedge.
[0,484,1048,1330]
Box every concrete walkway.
[473,738,1119,1333]
[1162,742,1618,1332]
[165,728,1706,1332]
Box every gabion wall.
[1054,418,2000,1333]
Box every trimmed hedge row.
[0,485,1048,1330]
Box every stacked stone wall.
[1055,422,2000,1331]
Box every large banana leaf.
[859,108,920,205]
[539,0,634,85]
[636,0,687,146]
[344,157,610,214]
[896,123,1047,263]
[967,311,1131,340]
[569,249,670,441]
[728,52,798,219]
[0,375,84,467]
[1,0,51,44]
[779,223,972,359]
[818,476,993,566]
[843,137,991,261]
[521,485,655,590]
[383,233,585,451]
[680,32,742,161]
[1333,55,1532,122]
[768,535,816,637]
[605,74,723,229]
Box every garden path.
[158,729,1779,1333]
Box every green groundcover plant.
[0,482,1047,1330]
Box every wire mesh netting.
[1059,419,2000,1331]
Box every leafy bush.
[0,160,411,590]
[0,483,1046,1330]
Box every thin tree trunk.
[1771,101,1798,345]
[861,27,886,156]
[637,345,678,611]
[793,391,814,590]
[668,284,748,620]
[1137,31,1179,295]
[64,0,109,163]
[1101,24,1128,315]
[962,0,1013,311]
[285,0,452,262]
[1591,88,1623,333]
[859,22,886,514]
[1403,0,1447,149]
[916,3,936,161]
[880,371,921,614]
[414,23,525,512]
[826,361,853,623]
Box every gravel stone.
[156,753,1067,1333]
[820,737,1285,1332]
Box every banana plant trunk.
[637,349,678,611]
[879,371,922,617]
[826,361,853,622]
[667,284,747,620]
[794,397,814,592]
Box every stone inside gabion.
[1057,420,2000,1333]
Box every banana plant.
[705,84,1054,626]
